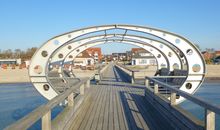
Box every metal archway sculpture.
[29,24,206,104]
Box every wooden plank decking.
[5,64,216,130]
[68,65,174,130]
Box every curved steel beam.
[29,24,205,103]
[49,34,178,68]
[62,39,167,67]
[49,34,182,85]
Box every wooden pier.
[5,64,220,130]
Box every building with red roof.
[85,48,102,63]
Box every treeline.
[0,47,38,60]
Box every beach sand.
[0,68,30,83]
[0,65,220,83]
[0,67,96,83]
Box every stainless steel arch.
[47,35,168,81]
[62,39,167,70]
[29,24,205,103]
[50,34,182,72]
[48,39,168,95]
[48,38,168,86]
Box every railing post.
[58,66,63,78]
[98,66,102,80]
[131,71,135,84]
[68,93,74,107]
[85,80,90,88]
[42,110,51,130]
[145,78,149,87]
[205,109,215,130]
[95,73,100,81]
[80,84,85,95]
[154,83,159,94]
[170,92,176,105]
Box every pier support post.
[80,84,85,95]
[145,78,149,87]
[131,71,135,84]
[68,93,74,107]
[85,80,90,88]
[205,109,215,130]
[170,92,176,105]
[42,110,51,130]
[154,83,159,94]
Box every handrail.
[114,64,137,84]
[145,76,220,130]
[5,64,110,130]
[149,76,186,78]
[115,63,139,73]
[146,76,220,115]
[48,77,81,79]
[100,64,109,74]
[5,78,90,130]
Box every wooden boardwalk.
[6,64,218,130]
[69,65,175,130]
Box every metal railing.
[145,76,220,130]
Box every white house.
[73,52,94,67]
[131,48,156,65]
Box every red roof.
[131,48,145,53]
[215,51,220,54]
[131,48,149,53]
[76,51,92,58]
[85,47,102,61]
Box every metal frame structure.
[29,24,206,103]
[51,34,181,69]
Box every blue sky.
[0,0,220,54]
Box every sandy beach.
[0,67,97,83]
[0,65,220,83]
[0,68,30,83]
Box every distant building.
[215,51,220,57]
[102,54,113,62]
[0,58,21,65]
[131,48,156,65]
[112,53,127,61]
[74,51,94,67]
[85,48,102,63]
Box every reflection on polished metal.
[29,24,206,104]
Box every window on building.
[139,59,147,64]
[149,59,156,65]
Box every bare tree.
[0,47,37,60]
[14,49,22,58]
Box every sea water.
[0,83,63,130]
[180,83,220,129]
